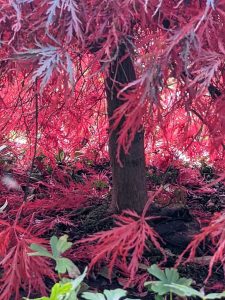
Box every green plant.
[26,235,87,300]
[27,235,139,300]
[25,282,74,300]
[93,180,108,190]
[82,288,139,300]
[144,264,192,300]
[165,283,225,300]
[145,265,225,300]
[29,235,80,278]
[24,268,87,300]
[55,149,65,163]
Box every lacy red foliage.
[1,0,225,298]
[0,163,104,299]
[0,217,55,300]
[176,211,225,282]
[178,167,203,187]
[0,0,225,167]
[77,209,165,285]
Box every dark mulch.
[29,163,225,298]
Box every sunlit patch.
[1,175,21,191]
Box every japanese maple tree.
[1,0,225,210]
[1,1,225,299]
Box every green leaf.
[72,268,87,290]
[147,265,166,281]
[24,280,75,300]
[146,264,193,297]
[165,268,179,283]
[104,289,127,300]
[205,292,225,299]
[165,284,225,299]
[154,295,164,300]
[29,244,53,258]
[49,283,62,299]
[144,280,156,287]
[52,266,85,299]
[164,283,202,298]
[50,236,60,258]
[150,282,171,296]
[177,277,192,286]
[65,289,77,300]
[67,263,80,279]
[56,149,65,162]
[49,282,73,300]
[55,257,73,274]
[57,235,73,255]
[59,150,65,162]
[82,292,105,300]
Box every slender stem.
[23,83,39,202]
[142,185,163,217]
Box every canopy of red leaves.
[1,1,225,299]
[0,0,225,168]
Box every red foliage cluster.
[0,212,55,300]
[1,0,225,298]
[0,160,110,299]
[0,1,225,167]
[76,209,165,285]
[176,211,225,282]
[74,187,167,288]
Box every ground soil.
[44,163,225,299]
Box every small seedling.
[165,283,225,300]
[29,235,80,278]
[145,264,225,300]
[82,288,140,300]
[92,179,108,190]
[145,264,192,300]
[24,268,87,300]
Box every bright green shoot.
[145,264,192,300]
[24,268,87,300]
[145,264,225,300]
[165,283,225,300]
[29,235,80,278]
[82,288,140,300]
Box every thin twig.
[23,81,39,202]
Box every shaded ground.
[2,160,225,298]
[45,162,225,298]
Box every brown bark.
[105,44,148,213]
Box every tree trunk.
[105,44,148,213]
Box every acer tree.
[105,44,147,212]
[1,1,225,299]
[1,0,225,213]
